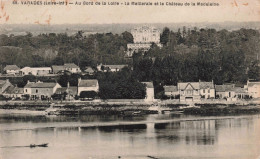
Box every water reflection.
[154,120,217,145]
[0,114,259,159]
[98,124,147,133]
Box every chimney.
[78,77,81,86]
[67,82,70,88]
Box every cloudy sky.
[0,0,259,25]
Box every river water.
[0,113,260,159]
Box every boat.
[29,143,48,148]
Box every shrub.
[80,91,98,99]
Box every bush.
[80,91,98,99]
[21,94,30,100]
[0,95,7,101]
[51,93,67,100]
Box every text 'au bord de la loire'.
[13,0,220,6]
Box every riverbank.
[0,99,259,116]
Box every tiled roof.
[55,87,67,94]
[234,87,247,93]
[68,87,77,96]
[4,86,23,94]
[141,82,154,88]
[55,87,77,96]
[52,65,65,72]
[78,79,98,87]
[4,65,20,71]
[215,84,235,92]
[178,82,200,90]
[0,80,6,84]
[248,82,260,87]
[64,63,79,68]
[199,82,214,89]
[164,86,178,92]
[0,80,8,88]
[20,67,52,71]
[24,82,57,88]
[85,67,94,73]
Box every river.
[0,113,260,159]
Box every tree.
[160,27,170,46]
[248,60,260,80]
[122,31,134,43]
[80,91,97,99]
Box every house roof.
[64,63,79,68]
[55,87,77,96]
[234,87,247,93]
[4,65,20,71]
[199,82,214,89]
[4,86,23,94]
[178,82,200,90]
[78,79,98,87]
[141,82,154,88]
[24,82,58,88]
[68,87,77,95]
[85,67,94,73]
[164,86,178,92]
[0,80,10,88]
[104,65,127,70]
[55,87,67,94]
[21,67,52,71]
[0,80,6,85]
[215,84,235,92]
[52,65,65,71]
[248,82,260,87]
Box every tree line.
[0,27,259,99]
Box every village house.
[51,65,65,74]
[199,81,215,99]
[245,80,260,98]
[84,67,95,75]
[20,67,52,76]
[234,87,248,99]
[163,85,179,98]
[0,79,13,94]
[55,82,77,100]
[64,63,81,73]
[178,82,201,102]
[4,65,20,75]
[77,78,99,96]
[141,82,154,102]
[24,81,61,100]
[177,81,215,102]
[97,64,128,72]
[3,85,24,99]
[215,84,236,100]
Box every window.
[208,89,210,93]
[36,89,38,93]
[25,89,27,93]
[203,89,205,93]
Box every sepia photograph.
[0,0,260,158]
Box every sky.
[0,0,259,25]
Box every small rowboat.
[29,143,48,148]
